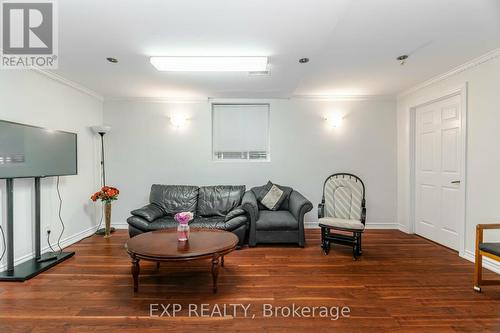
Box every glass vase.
[177,223,190,241]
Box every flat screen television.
[0,120,77,179]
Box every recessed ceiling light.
[299,58,309,64]
[150,56,268,72]
[106,57,118,63]
[397,55,408,65]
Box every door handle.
[451,180,461,184]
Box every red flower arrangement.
[90,186,120,203]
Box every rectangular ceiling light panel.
[150,56,268,72]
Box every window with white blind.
[212,103,270,161]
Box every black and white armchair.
[318,173,366,259]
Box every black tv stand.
[0,177,75,281]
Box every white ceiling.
[54,0,500,99]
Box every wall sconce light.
[169,115,190,129]
[324,114,343,128]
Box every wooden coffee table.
[125,229,238,293]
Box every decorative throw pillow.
[260,184,286,211]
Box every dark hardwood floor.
[0,229,498,332]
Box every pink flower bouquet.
[174,212,194,224]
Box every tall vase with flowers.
[174,212,193,241]
[91,186,120,238]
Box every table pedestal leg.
[211,254,220,293]
[132,257,140,292]
[221,255,225,267]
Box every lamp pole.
[99,132,106,186]
[91,126,115,236]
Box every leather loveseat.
[127,185,249,246]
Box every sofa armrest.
[225,207,247,222]
[130,203,165,222]
[241,191,259,221]
[127,215,151,231]
[289,190,313,221]
[241,191,259,246]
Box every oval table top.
[125,229,239,261]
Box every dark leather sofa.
[241,185,313,247]
[127,185,249,246]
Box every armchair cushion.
[130,203,165,222]
[261,184,287,210]
[197,185,245,216]
[256,211,298,231]
[479,243,500,257]
[319,217,365,231]
[252,181,292,211]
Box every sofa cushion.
[189,216,226,229]
[190,215,248,234]
[150,185,199,215]
[189,215,247,231]
[319,217,365,231]
[256,210,298,231]
[147,216,178,231]
[197,185,245,216]
[479,243,500,257]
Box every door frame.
[409,83,468,256]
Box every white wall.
[397,52,500,270]
[0,70,103,270]
[104,98,397,228]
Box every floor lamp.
[91,125,115,236]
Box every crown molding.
[398,47,500,98]
[31,68,104,101]
[104,96,209,103]
[105,94,394,103]
[291,94,394,102]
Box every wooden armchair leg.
[474,226,483,292]
[352,232,360,260]
[474,252,482,292]
[357,233,362,255]
[321,227,330,255]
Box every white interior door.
[415,94,463,251]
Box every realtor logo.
[1,0,58,68]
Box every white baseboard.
[0,224,99,272]
[398,223,410,234]
[304,221,398,229]
[304,222,319,229]
[112,222,129,229]
[461,250,500,275]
